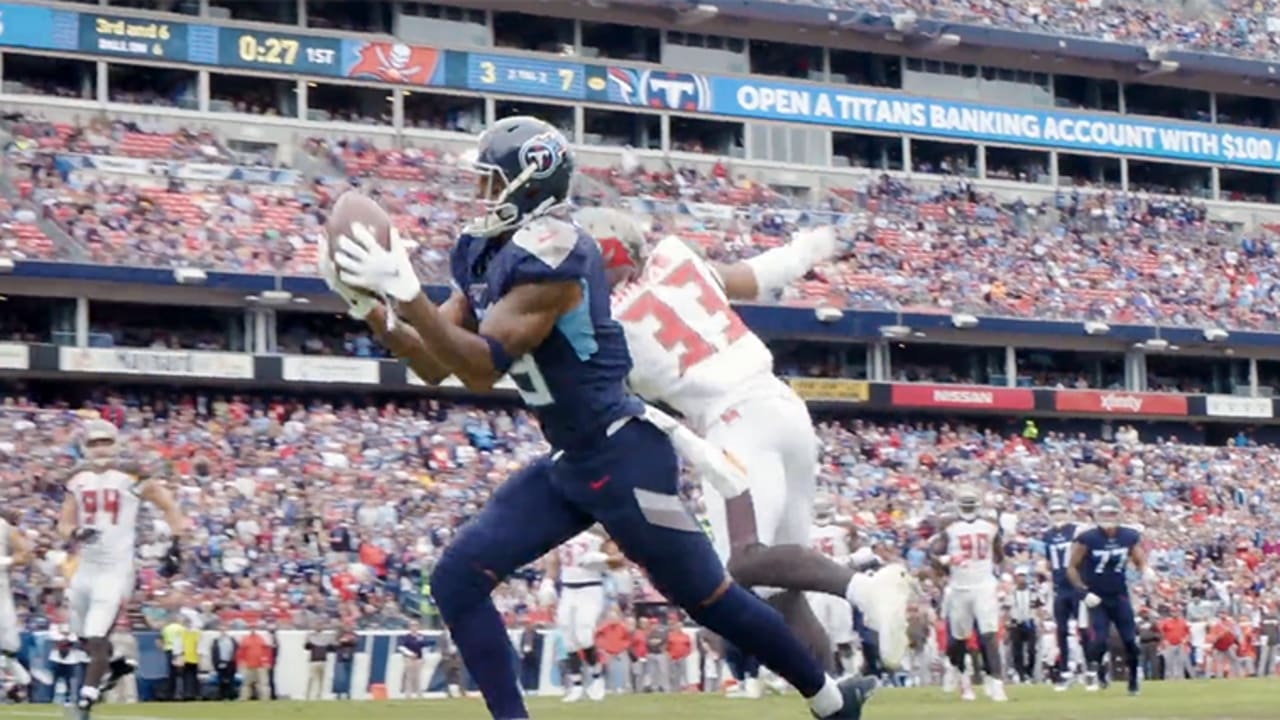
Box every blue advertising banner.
[699,76,1280,169]
[0,2,76,50]
[216,27,341,76]
[4,1,1280,170]
[466,52,590,101]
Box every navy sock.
[742,652,761,679]
[447,601,527,719]
[724,642,745,681]
[691,584,824,697]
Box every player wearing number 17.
[1066,495,1155,696]
[327,115,875,720]
[57,420,186,720]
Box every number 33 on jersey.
[613,237,774,430]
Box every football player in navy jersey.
[325,116,874,720]
[1042,495,1084,690]
[1066,495,1155,696]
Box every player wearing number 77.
[574,206,913,681]
[57,419,186,720]
[327,115,875,720]
[1066,494,1154,696]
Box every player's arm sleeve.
[369,290,475,385]
[1066,540,1089,592]
[711,226,838,301]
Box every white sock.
[807,675,843,718]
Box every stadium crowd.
[6,121,1280,332]
[2,388,1279,689]
[854,0,1280,63]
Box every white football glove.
[318,232,379,321]
[1084,592,1102,609]
[536,577,558,606]
[1142,566,1157,589]
[640,404,748,499]
[334,222,422,303]
[0,556,12,569]
[791,225,839,266]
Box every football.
[325,190,393,295]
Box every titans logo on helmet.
[608,68,711,112]
[518,131,567,179]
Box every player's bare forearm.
[399,294,503,389]
[142,482,187,538]
[401,281,578,391]
[711,261,761,301]
[367,305,452,384]
[57,496,77,539]
[1130,544,1148,573]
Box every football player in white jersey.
[574,207,912,678]
[0,513,34,698]
[539,527,624,703]
[57,420,186,718]
[807,497,859,675]
[930,486,1007,702]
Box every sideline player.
[324,115,875,720]
[0,512,35,698]
[1042,494,1085,689]
[1066,495,1153,696]
[573,206,911,676]
[539,527,623,702]
[58,420,186,719]
[930,486,1007,702]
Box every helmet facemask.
[464,156,565,239]
[82,420,119,470]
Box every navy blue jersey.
[450,217,643,451]
[1075,525,1142,597]
[1043,523,1079,591]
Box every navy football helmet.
[465,115,575,238]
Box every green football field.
[8,680,1279,720]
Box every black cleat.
[99,657,137,693]
[814,676,878,720]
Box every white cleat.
[562,685,585,703]
[850,563,912,670]
[984,677,1008,702]
[1084,679,1099,693]
[942,666,959,694]
[744,677,764,699]
[960,675,976,701]
[586,676,606,702]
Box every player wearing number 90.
[1066,494,1154,696]
[323,115,875,720]
[574,206,912,682]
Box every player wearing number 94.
[1066,494,1155,696]
[323,115,875,720]
[57,419,186,720]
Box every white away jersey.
[612,236,775,431]
[945,518,1000,589]
[67,468,144,566]
[559,530,606,585]
[811,523,851,561]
